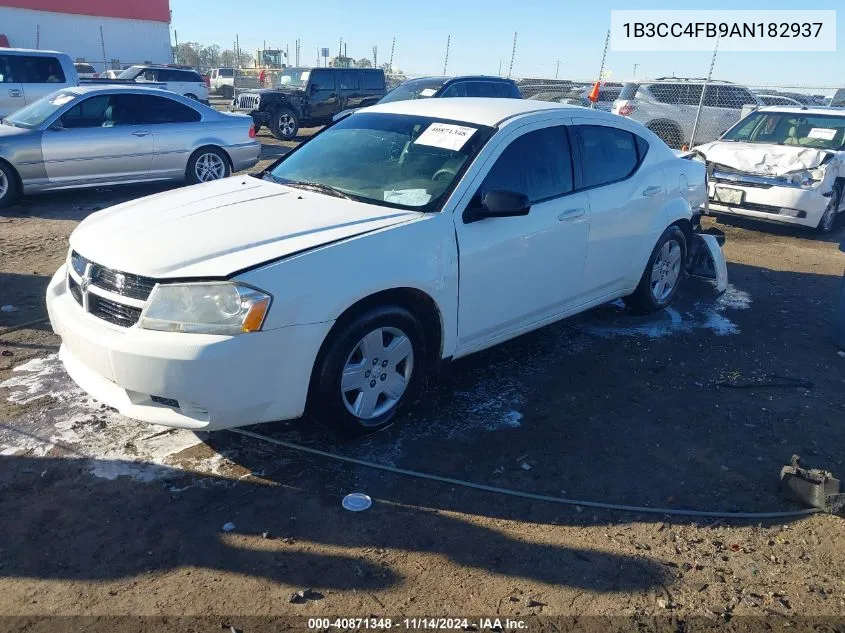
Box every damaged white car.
[46,98,727,437]
[696,106,845,233]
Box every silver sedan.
[0,85,260,207]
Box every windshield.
[277,69,311,88]
[6,90,78,129]
[268,112,494,211]
[117,66,142,80]
[722,112,845,150]
[378,78,447,104]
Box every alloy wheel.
[650,239,682,302]
[278,113,296,137]
[194,152,226,182]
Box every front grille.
[92,266,156,301]
[236,94,259,110]
[88,294,142,327]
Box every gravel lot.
[1,111,844,625]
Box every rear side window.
[0,55,17,83]
[464,82,497,98]
[130,95,201,124]
[361,71,384,90]
[178,70,203,83]
[17,56,66,83]
[495,82,521,98]
[219,68,234,77]
[716,86,757,108]
[310,71,335,91]
[440,82,468,98]
[574,125,641,188]
[479,126,574,203]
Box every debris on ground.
[341,492,372,511]
[288,588,322,604]
[262,531,273,539]
[780,454,841,510]
[221,522,236,532]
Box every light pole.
[633,63,639,78]
[555,59,560,79]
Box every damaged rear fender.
[688,228,728,294]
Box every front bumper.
[46,265,333,431]
[704,181,828,228]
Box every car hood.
[695,141,834,176]
[69,177,422,278]
[0,123,34,140]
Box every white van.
[0,49,78,117]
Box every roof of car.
[59,85,187,97]
[632,78,737,85]
[362,97,582,126]
[756,105,845,116]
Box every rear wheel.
[270,107,299,141]
[309,306,427,438]
[817,182,842,234]
[185,93,198,101]
[624,226,687,314]
[0,161,19,209]
[186,147,230,184]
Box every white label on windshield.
[414,123,477,151]
[419,88,437,97]
[384,189,432,206]
[808,127,837,140]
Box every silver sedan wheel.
[650,239,682,303]
[194,152,226,182]
[0,170,7,200]
[278,113,296,137]
[341,327,414,422]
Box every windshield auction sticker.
[610,10,836,51]
[414,123,477,151]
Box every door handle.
[8,89,22,97]
[557,207,586,221]
[131,130,151,137]
[642,185,663,197]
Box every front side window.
[117,66,143,80]
[60,94,111,128]
[478,126,573,203]
[277,68,310,88]
[722,112,845,149]
[267,112,494,211]
[219,68,234,78]
[574,125,641,188]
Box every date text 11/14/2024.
[307,618,528,630]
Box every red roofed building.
[0,0,172,72]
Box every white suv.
[0,49,79,117]
[613,79,760,148]
[117,65,209,103]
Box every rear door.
[0,53,25,117]
[337,70,363,110]
[40,93,154,185]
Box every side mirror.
[464,189,531,223]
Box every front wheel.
[0,161,19,209]
[309,306,427,438]
[624,225,687,314]
[270,108,299,141]
[186,148,231,184]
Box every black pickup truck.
[232,67,386,140]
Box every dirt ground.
[1,114,845,629]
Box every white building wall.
[0,7,172,72]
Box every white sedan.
[46,98,726,437]
[696,106,845,233]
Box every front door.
[453,121,590,354]
[306,70,338,121]
[41,93,154,185]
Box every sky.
[169,0,843,90]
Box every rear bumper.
[227,141,261,172]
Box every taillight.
[618,104,635,116]
[248,125,256,138]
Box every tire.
[221,85,234,100]
[186,147,231,184]
[647,121,683,149]
[185,93,198,101]
[0,161,19,209]
[624,225,687,314]
[270,107,299,141]
[817,182,842,234]
[309,306,427,438]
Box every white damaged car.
[696,106,845,233]
[47,98,726,437]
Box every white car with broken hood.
[46,98,727,438]
[695,106,845,233]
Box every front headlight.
[784,166,827,189]
[139,282,271,335]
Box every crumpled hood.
[695,141,832,177]
[70,177,421,278]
